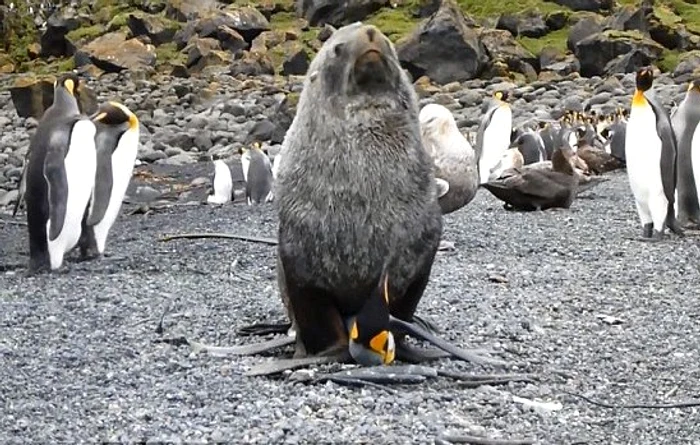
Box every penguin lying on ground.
[672,80,700,228]
[23,73,97,273]
[206,159,233,205]
[625,66,683,241]
[418,103,479,214]
[78,101,140,260]
[481,145,580,211]
[240,142,274,205]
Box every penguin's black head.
[635,67,654,92]
[348,269,395,366]
[91,101,138,130]
[55,72,80,96]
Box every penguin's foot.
[641,223,653,238]
[638,229,664,243]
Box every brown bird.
[574,127,625,175]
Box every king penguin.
[240,142,274,205]
[625,67,683,240]
[78,101,140,259]
[476,91,513,184]
[671,80,700,228]
[207,159,233,205]
[24,73,97,272]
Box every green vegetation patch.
[66,24,106,44]
[518,27,570,55]
[658,49,681,72]
[456,0,570,17]
[155,42,187,67]
[366,8,420,43]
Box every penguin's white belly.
[626,109,663,197]
[47,119,97,269]
[692,122,700,199]
[93,129,139,254]
[208,160,232,204]
[479,107,512,184]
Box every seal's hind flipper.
[189,336,295,357]
[245,351,350,377]
[237,321,292,337]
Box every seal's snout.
[352,25,391,88]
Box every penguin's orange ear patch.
[64,79,75,95]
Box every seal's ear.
[435,178,450,198]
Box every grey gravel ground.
[2,167,700,444]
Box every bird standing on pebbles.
[476,90,513,184]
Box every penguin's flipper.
[648,97,679,205]
[86,146,114,226]
[43,148,69,241]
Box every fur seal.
[273,22,445,366]
[419,103,479,214]
[24,73,97,273]
[625,67,683,241]
[671,80,700,227]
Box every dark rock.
[173,21,197,50]
[575,30,664,77]
[317,24,335,42]
[496,14,519,36]
[136,0,168,14]
[9,76,98,119]
[546,0,613,12]
[479,28,538,75]
[75,32,157,73]
[245,119,277,144]
[40,7,82,57]
[298,0,389,27]
[229,51,275,77]
[184,37,221,67]
[545,11,569,31]
[672,50,700,81]
[212,26,247,53]
[127,12,181,45]
[518,11,549,38]
[397,0,486,84]
[281,44,310,76]
[196,6,270,44]
[165,0,218,22]
[567,14,604,52]
[171,64,190,77]
[606,5,649,33]
[412,0,441,18]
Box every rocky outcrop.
[298,0,388,27]
[546,0,613,12]
[75,32,157,73]
[479,29,538,80]
[39,6,84,57]
[672,50,700,81]
[9,76,98,119]
[165,0,218,22]
[497,11,548,38]
[575,30,664,77]
[398,0,487,83]
[127,12,181,46]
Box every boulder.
[280,42,310,75]
[165,0,218,22]
[605,5,649,33]
[229,51,275,77]
[479,28,538,78]
[298,0,389,27]
[545,11,569,31]
[9,76,98,119]
[215,26,249,53]
[574,30,664,77]
[40,7,82,57]
[567,14,604,52]
[397,0,487,84]
[127,12,181,45]
[497,11,548,38]
[545,0,613,12]
[184,37,231,73]
[672,50,700,81]
[75,32,157,73]
[195,7,270,44]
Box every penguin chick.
[207,159,233,205]
[419,103,479,214]
[240,142,274,205]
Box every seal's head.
[305,22,410,111]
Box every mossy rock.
[658,49,681,72]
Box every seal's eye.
[333,43,344,57]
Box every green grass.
[518,27,570,54]
[658,49,681,72]
[456,0,571,17]
[154,42,186,67]
[66,24,105,43]
[366,8,420,43]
